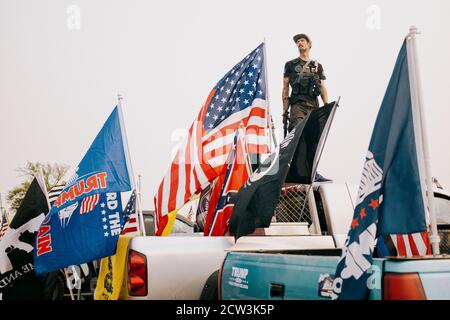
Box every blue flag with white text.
[34,106,133,274]
[333,41,428,299]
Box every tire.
[199,270,219,300]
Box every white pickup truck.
[119,181,450,300]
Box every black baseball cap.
[293,33,311,43]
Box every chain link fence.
[274,184,313,225]
[439,229,450,255]
[194,183,314,232]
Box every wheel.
[199,270,219,300]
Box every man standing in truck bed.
[282,33,330,182]
[282,33,329,132]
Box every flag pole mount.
[262,38,278,150]
[116,94,145,236]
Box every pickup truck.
[219,182,450,300]
[119,182,364,300]
[118,180,449,300]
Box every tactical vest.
[291,60,322,100]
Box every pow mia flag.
[229,102,337,239]
[0,177,58,300]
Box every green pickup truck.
[220,182,450,300]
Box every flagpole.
[117,94,135,188]
[310,98,340,182]
[303,99,339,235]
[137,174,146,236]
[406,26,440,255]
[117,94,146,237]
[37,166,52,211]
[263,39,278,151]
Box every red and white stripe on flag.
[154,95,268,236]
[203,99,269,172]
[0,221,8,238]
[121,213,139,236]
[154,93,218,235]
[390,231,432,257]
[80,194,100,214]
[154,44,270,236]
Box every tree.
[6,161,70,213]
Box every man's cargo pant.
[288,100,318,132]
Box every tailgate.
[220,252,342,300]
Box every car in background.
[141,210,195,236]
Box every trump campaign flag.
[94,190,137,300]
[34,105,134,274]
[333,36,432,300]
[154,43,271,235]
[203,130,252,236]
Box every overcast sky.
[1,0,449,210]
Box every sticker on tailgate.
[228,267,249,290]
[318,274,337,299]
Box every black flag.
[286,102,337,183]
[0,177,58,300]
[229,102,337,239]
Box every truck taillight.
[383,273,426,300]
[128,250,147,296]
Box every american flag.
[121,190,139,236]
[79,194,100,214]
[0,210,9,239]
[48,185,65,206]
[379,231,431,257]
[154,43,270,235]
